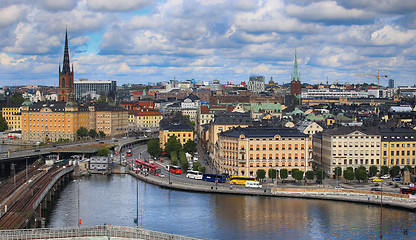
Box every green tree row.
[76,127,105,139]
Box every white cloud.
[370,25,416,46]
[0,5,27,27]
[286,1,372,23]
[88,0,153,12]
[70,36,91,45]
[40,0,77,11]
[0,53,27,66]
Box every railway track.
[0,165,66,230]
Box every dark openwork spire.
[62,28,71,73]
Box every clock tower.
[58,29,74,102]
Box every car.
[100,141,104,144]
[369,176,378,180]
[393,177,402,181]
[34,149,40,152]
[380,174,390,179]
[114,139,118,142]
[95,139,99,142]
[371,188,382,192]
[372,178,383,182]
[52,145,56,147]
[335,186,344,189]
[159,174,165,178]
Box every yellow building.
[136,110,163,129]
[1,104,21,130]
[207,112,252,160]
[21,101,128,142]
[91,102,129,136]
[217,127,312,177]
[159,123,194,149]
[21,101,89,142]
[381,128,416,169]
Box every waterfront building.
[290,52,301,97]
[207,112,252,162]
[380,128,416,169]
[58,30,74,102]
[159,123,194,148]
[247,75,265,93]
[217,127,312,177]
[88,102,129,137]
[21,100,90,142]
[1,104,22,131]
[312,127,381,178]
[74,79,116,100]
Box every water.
[47,174,416,240]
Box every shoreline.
[126,170,416,211]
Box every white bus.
[186,170,203,180]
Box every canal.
[47,174,415,240]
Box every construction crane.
[356,70,388,89]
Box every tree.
[391,165,400,177]
[305,171,315,181]
[343,169,355,182]
[88,129,98,139]
[369,166,378,177]
[97,147,109,156]
[280,169,288,182]
[10,93,25,105]
[381,166,389,176]
[164,136,182,156]
[193,162,201,171]
[0,116,8,131]
[316,169,326,183]
[76,127,88,139]
[256,169,266,180]
[170,151,178,166]
[179,151,188,172]
[334,167,342,179]
[189,121,195,131]
[355,166,367,182]
[268,169,277,180]
[183,139,197,154]
[293,170,304,182]
[147,139,162,158]
[98,131,106,138]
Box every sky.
[1,0,416,87]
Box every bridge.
[0,162,74,229]
[0,225,202,239]
[0,136,154,177]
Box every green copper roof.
[251,102,282,113]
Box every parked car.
[335,186,344,189]
[380,174,390,179]
[34,149,40,152]
[372,178,383,182]
[371,188,382,192]
[393,177,402,181]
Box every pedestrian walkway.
[0,225,203,240]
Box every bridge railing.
[0,225,203,240]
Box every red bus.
[126,149,132,157]
[136,160,161,176]
[169,165,182,175]
[401,187,416,195]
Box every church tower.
[58,29,74,102]
[290,50,301,97]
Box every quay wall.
[127,170,416,211]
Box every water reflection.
[47,174,415,240]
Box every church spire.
[293,49,299,81]
[62,28,71,74]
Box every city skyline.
[1,0,416,86]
